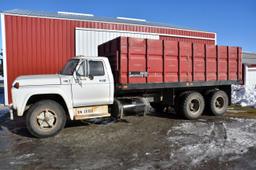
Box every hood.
[14,74,61,86]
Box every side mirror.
[88,74,94,80]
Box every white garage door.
[75,27,159,56]
[245,65,256,86]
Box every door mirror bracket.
[73,71,77,80]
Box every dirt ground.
[0,106,256,170]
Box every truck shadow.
[147,112,184,120]
[1,108,194,138]
[64,117,126,129]
[146,107,185,120]
[1,113,130,138]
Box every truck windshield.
[60,59,79,75]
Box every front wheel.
[26,100,67,138]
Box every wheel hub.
[215,97,224,109]
[189,99,200,113]
[36,109,56,129]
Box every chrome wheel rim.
[36,109,57,129]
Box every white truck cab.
[11,56,115,138]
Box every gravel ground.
[0,108,256,170]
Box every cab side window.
[89,61,104,76]
[76,61,87,77]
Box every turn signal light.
[13,82,19,89]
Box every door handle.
[99,79,106,82]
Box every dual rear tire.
[175,90,228,119]
[175,92,205,119]
[206,90,228,116]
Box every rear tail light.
[13,82,19,89]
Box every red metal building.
[1,9,216,104]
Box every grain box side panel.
[193,43,205,81]
[146,39,163,83]
[217,46,228,80]
[205,45,217,81]
[127,38,146,83]
[179,42,193,82]
[120,37,128,84]
[228,47,239,80]
[164,40,179,82]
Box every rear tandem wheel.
[176,91,205,120]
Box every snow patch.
[16,153,35,160]
[232,85,256,107]
[9,153,35,165]
[167,118,256,167]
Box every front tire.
[26,100,67,138]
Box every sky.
[0,0,255,52]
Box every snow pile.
[167,118,256,167]
[232,85,256,108]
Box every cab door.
[71,59,110,107]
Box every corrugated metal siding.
[5,15,75,103]
[76,28,159,56]
[242,52,256,64]
[4,14,215,103]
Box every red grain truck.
[10,36,242,138]
[99,37,242,119]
